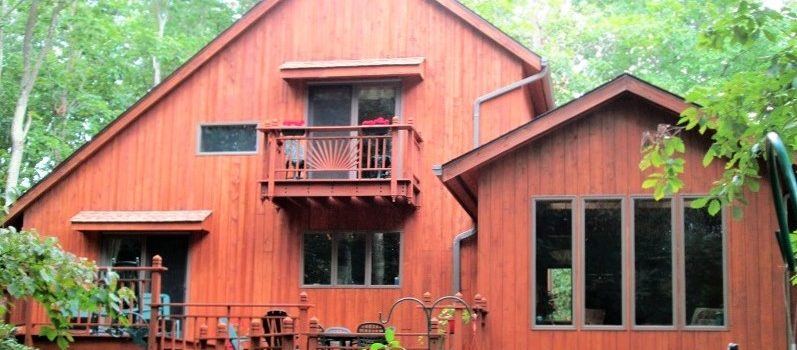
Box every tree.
[3,0,69,209]
[640,1,796,218]
[0,227,133,349]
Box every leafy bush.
[0,227,134,349]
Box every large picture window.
[584,199,623,326]
[302,232,400,287]
[531,196,726,330]
[534,199,573,326]
[683,198,725,326]
[633,198,674,327]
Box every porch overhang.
[279,57,425,81]
[71,210,212,232]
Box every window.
[534,199,573,326]
[308,83,400,127]
[531,196,726,330]
[633,198,674,326]
[198,123,258,154]
[102,235,190,314]
[683,198,725,326]
[302,232,400,287]
[584,199,623,326]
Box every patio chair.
[320,326,351,347]
[356,322,386,347]
[262,309,288,348]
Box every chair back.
[324,326,351,334]
[356,322,385,333]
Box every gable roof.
[438,74,692,219]
[3,0,548,226]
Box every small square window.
[198,124,258,154]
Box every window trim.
[679,196,729,331]
[630,196,677,330]
[300,230,403,289]
[196,121,260,155]
[580,196,626,330]
[531,196,577,330]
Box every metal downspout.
[452,227,477,293]
[472,63,549,148]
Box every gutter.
[452,227,477,293]
[472,63,550,148]
[446,64,551,293]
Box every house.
[6,0,550,348]
[4,0,788,349]
[439,74,788,349]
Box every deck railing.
[260,117,423,203]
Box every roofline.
[3,0,550,226]
[440,74,692,183]
[431,0,543,71]
[3,0,286,226]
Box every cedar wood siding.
[19,0,536,328]
[475,94,786,349]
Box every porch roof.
[71,210,212,232]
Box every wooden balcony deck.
[259,120,422,207]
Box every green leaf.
[370,343,387,350]
[385,327,395,342]
[702,149,715,167]
[691,196,710,209]
[732,206,743,219]
[708,199,722,216]
[56,336,69,350]
[642,178,659,189]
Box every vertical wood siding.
[21,0,535,331]
[475,95,786,349]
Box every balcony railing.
[259,118,422,205]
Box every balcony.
[259,120,422,207]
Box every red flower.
[282,120,305,126]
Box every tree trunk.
[4,0,68,209]
[151,0,168,86]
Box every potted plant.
[360,116,392,135]
[281,120,306,136]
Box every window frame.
[300,230,403,289]
[580,196,626,330]
[196,121,260,155]
[679,196,729,331]
[530,196,577,330]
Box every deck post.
[405,117,415,204]
[298,292,309,342]
[199,324,209,350]
[390,118,399,201]
[307,317,320,350]
[23,297,33,347]
[266,120,279,200]
[429,317,442,350]
[250,319,263,350]
[215,323,228,350]
[147,256,163,350]
[281,317,295,350]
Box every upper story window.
[308,82,400,127]
[532,196,726,330]
[198,123,258,154]
[302,231,401,287]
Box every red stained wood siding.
[19,0,536,331]
[474,94,786,349]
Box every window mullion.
[331,235,339,286]
[365,233,373,286]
